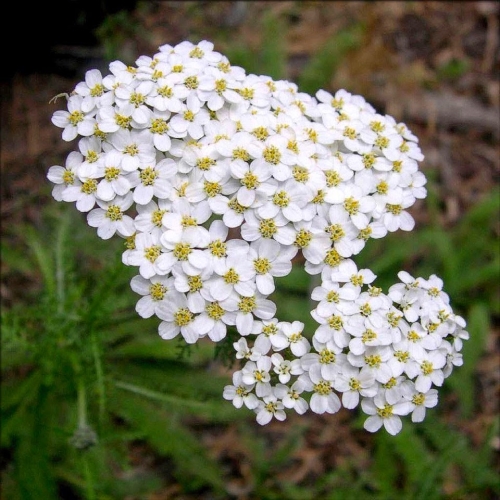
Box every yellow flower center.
[327,315,343,330]
[174,308,193,326]
[319,349,336,364]
[272,191,290,207]
[69,110,84,126]
[105,205,122,221]
[263,146,282,165]
[254,258,271,275]
[364,354,382,368]
[223,268,240,284]
[173,242,191,261]
[144,245,161,263]
[344,197,360,215]
[206,301,225,320]
[208,239,227,258]
[259,219,277,238]
[376,404,394,418]
[313,381,331,396]
[140,167,158,186]
[294,228,312,248]
[150,283,167,300]
[238,296,256,313]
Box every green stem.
[82,454,96,500]
[91,331,106,425]
[55,211,69,314]
[77,377,87,428]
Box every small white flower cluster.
[47,40,468,434]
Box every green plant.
[1,204,244,499]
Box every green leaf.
[112,378,241,422]
[447,302,491,417]
[107,390,226,493]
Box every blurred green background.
[1,2,499,499]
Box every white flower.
[300,365,341,414]
[196,67,242,110]
[159,201,211,272]
[247,134,296,182]
[191,298,236,342]
[230,156,275,207]
[241,357,272,397]
[87,193,135,239]
[291,221,331,265]
[47,151,82,201]
[310,276,359,318]
[280,380,309,414]
[61,173,100,212]
[226,292,277,336]
[311,308,350,348]
[102,60,135,90]
[96,104,134,134]
[74,68,113,113]
[249,238,296,295]
[47,39,466,433]
[75,136,104,178]
[329,259,376,291]
[157,292,209,344]
[251,319,290,353]
[223,371,259,410]
[347,346,393,384]
[255,392,287,425]
[133,158,176,205]
[102,129,156,172]
[215,129,254,161]
[406,349,446,393]
[180,142,223,178]
[324,183,376,230]
[133,199,170,238]
[301,337,346,381]
[233,336,269,361]
[95,150,135,201]
[130,274,175,318]
[441,339,464,378]
[205,219,248,274]
[146,73,190,113]
[333,364,377,409]
[169,100,210,140]
[404,323,442,359]
[403,385,438,423]
[52,94,96,141]
[209,194,249,228]
[143,110,173,152]
[258,179,310,223]
[114,78,154,125]
[208,248,255,301]
[271,353,293,383]
[279,321,311,357]
[361,394,412,435]
[378,376,412,405]
[379,187,416,232]
[311,206,360,258]
[387,340,413,377]
[241,211,296,246]
[123,232,172,279]
[172,264,213,313]
[346,321,393,356]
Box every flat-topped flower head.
[47,39,468,434]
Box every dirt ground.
[1,1,499,498]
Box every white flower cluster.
[47,40,468,434]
